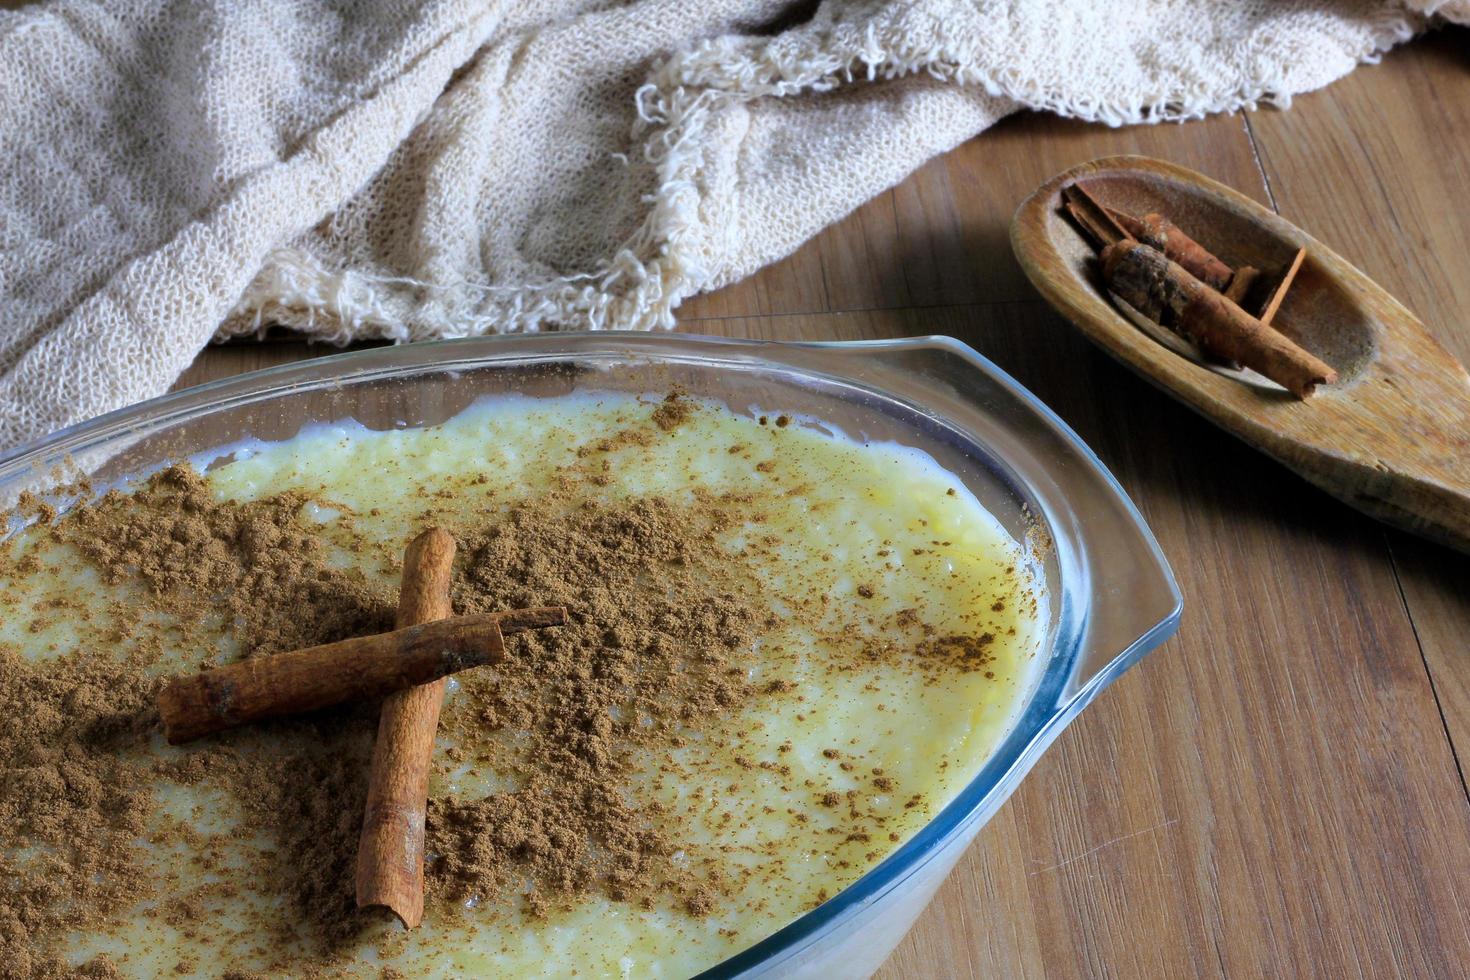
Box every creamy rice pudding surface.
[0,392,1043,978]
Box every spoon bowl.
[1012,155,1470,555]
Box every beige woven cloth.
[1,0,1464,451]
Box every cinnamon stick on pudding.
[1101,239,1336,398]
[356,527,459,928]
[160,616,500,743]
[156,609,566,744]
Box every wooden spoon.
[1011,155,1470,555]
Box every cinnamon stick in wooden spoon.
[1106,207,1235,290]
[356,527,457,928]
[1101,239,1336,398]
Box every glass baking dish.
[0,332,1181,978]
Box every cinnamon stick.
[1223,266,1261,307]
[157,609,565,744]
[355,528,457,928]
[159,616,500,744]
[1101,240,1336,398]
[1260,246,1307,327]
[1060,184,1238,294]
[1061,183,1129,249]
[1106,207,1235,290]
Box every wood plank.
[173,341,347,390]
[1246,28,1470,778]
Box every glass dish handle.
[810,336,1183,705]
[1055,484,1183,704]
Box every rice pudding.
[0,392,1043,978]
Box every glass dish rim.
[0,332,1182,975]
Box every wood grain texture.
[1246,27,1470,836]
[1012,155,1470,552]
[171,30,1470,979]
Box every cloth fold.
[0,0,1464,451]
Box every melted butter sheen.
[2,394,1044,978]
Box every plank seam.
[1385,531,1470,806]
[1240,112,1281,214]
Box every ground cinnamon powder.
[55,466,395,657]
[1,468,396,975]
[429,494,767,918]
[0,405,775,974]
[0,644,157,978]
[0,393,1021,976]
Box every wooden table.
[178,30,1470,978]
